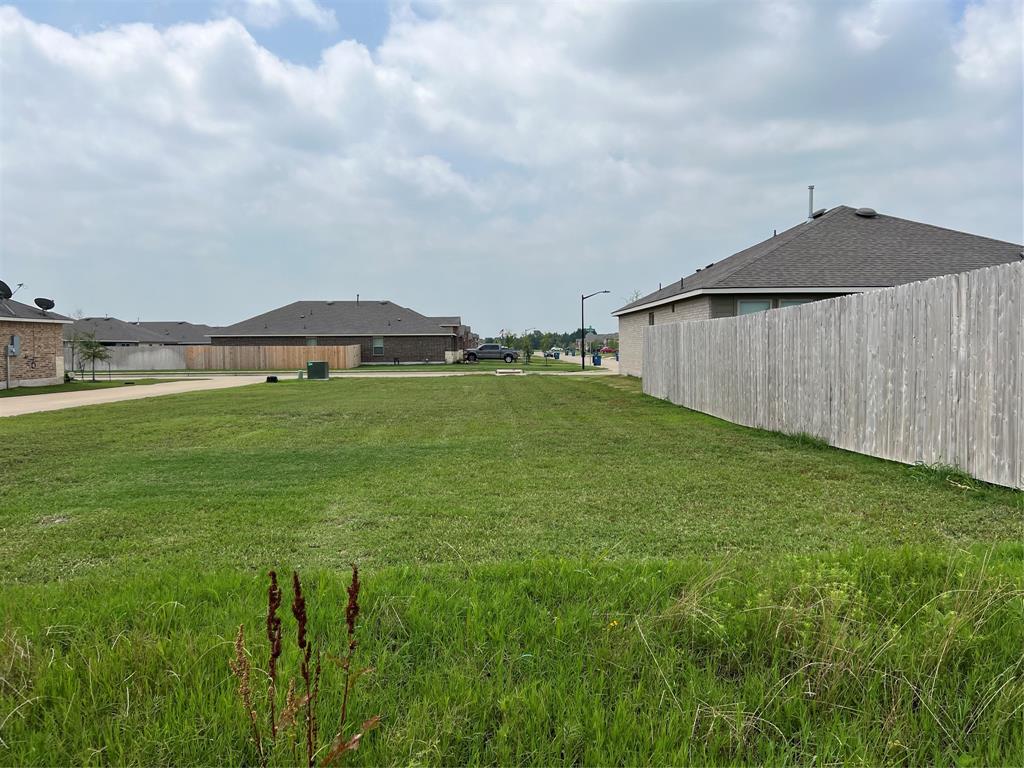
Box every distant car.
[599,346,615,354]
[543,347,564,358]
[464,343,520,363]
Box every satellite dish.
[34,297,55,311]
[0,280,11,300]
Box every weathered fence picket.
[642,262,1023,490]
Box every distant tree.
[78,335,110,381]
[65,309,87,374]
[520,330,534,364]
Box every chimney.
[807,185,814,220]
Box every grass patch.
[0,375,1020,763]
[351,358,585,372]
[0,379,188,398]
[1,376,1018,582]
[1,548,1021,765]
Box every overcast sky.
[1,0,1021,335]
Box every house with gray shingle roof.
[136,321,221,345]
[209,299,470,363]
[63,317,170,346]
[613,205,1023,377]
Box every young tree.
[520,330,533,364]
[78,335,110,381]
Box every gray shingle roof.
[63,316,169,344]
[615,206,1023,313]
[212,301,462,337]
[0,298,72,323]
[136,321,221,344]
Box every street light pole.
[580,290,610,370]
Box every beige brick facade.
[616,293,838,377]
[1,320,66,389]
[617,296,718,377]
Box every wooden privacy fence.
[642,262,1023,489]
[65,344,361,372]
[183,345,360,371]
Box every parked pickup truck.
[464,343,520,363]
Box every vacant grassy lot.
[1,376,1021,764]
[0,378,186,398]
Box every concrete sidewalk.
[0,376,266,417]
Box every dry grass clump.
[229,565,378,767]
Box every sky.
[1,0,1021,336]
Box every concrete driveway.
[0,376,266,417]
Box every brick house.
[209,300,470,363]
[1,299,72,389]
[613,206,1024,377]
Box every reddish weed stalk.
[228,566,378,767]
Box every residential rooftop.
[135,321,221,344]
[212,300,463,337]
[0,298,72,323]
[64,316,169,344]
[614,206,1024,315]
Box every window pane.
[779,299,811,308]
[737,300,772,315]
[373,336,384,354]
[648,312,655,326]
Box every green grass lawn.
[346,358,586,372]
[0,378,188,397]
[1,376,1021,765]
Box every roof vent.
[855,207,877,218]
[811,208,826,218]
[705,262,714,269]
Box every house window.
[648,312,655,326]
[737,300,772,315]
[671,302,676,313]
[779,299,811,308]
[372,336,384,355]
[305,337,317,346]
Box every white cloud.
[0,1,1021,333]
[223,0,337,31]
[955,0,1024,86]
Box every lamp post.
[580,290,609,370]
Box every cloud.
[0,1,1021,332]
[223,0,337,30]
[955,0,1024,86]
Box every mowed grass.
[1,376,1022,765]
[0,378,187,398]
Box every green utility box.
[306,361,329,380]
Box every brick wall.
[210,335,455,362]
[617,296,713,377]
[0,320,65,389]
